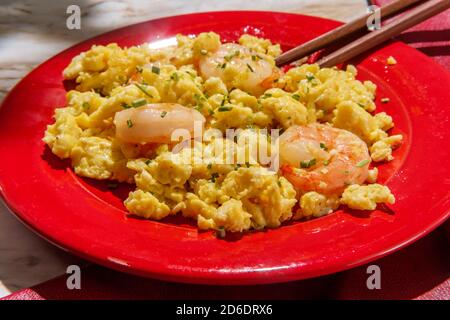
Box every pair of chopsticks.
[275,0,450,68]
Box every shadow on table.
[0,200,85,294]
[13,222,449,300]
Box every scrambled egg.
[43,32,401,234]
[341,184,395,210]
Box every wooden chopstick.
[317,0,450,67]
[275,0,424,66]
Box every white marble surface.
[0,0,367,298]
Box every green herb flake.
[291,94,300,101]
[194,105,203,112]
[127,119,133,128]
[246,63,254,72]
[306,74,315,82]
[170,72,179,81]
[218,106,232,112]
[131,99,147,108]
[207,163,212,170]
[356,159,370,167]
[82,102,91,111]
[160,111,167,118]
[357,103,366,109]
[121,102,131,109]
[135,83,153,98]
[319,142,328,151]
[144,159,152,165]
[220,94,228,106]
[300,158,316,169]
[135,66,143,73]
[208,108,214,116]
[151,66,160,74]
[210,172,219,183]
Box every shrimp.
[114,103,205,144]
[278,124,370,195]
[198,43,279,96]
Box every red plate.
[0,12,449,285]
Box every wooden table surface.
[0,0,368,297]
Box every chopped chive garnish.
[246,63,254,72]
[261,93,272,99]
[251,55,258,61]
[356,159,370,167]
[170,72,179,81]
[220,94,228,106]
[208,108,214,115]
[210,172,219,183]
[381,98,390,103]
[218,106,232,112]
[225,50,240,61]
[135,83,153,98]
[357,103,366,108]
[127,119,133,128]
[151,66,160,74]
[292,94,300,101]
[144,159,152,165]
[82,102,91,111]
[319,142,328,151]
[306,74,315,82]
[121,102,131,109]
[160,111,167,118]
[300,158,316,168]
[135,66,143,73]
[131,99,147,108]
